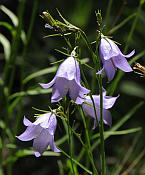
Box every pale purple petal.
[23,116,32,126]
[113,55,133,72]
[49,135,60,152]
[82,91,117,127]
[45,23,53,29]
[39,77,56,89]
[51,77,68,103]
[56,57,80,81]
[104,59,116,81]
[47,114,57,135]
[103,95,119,109]
[100,38,120,60]
[82,102,96,120]
[75,96,86,105]
[82,102,99,129]
[34,113,57,135]
[69,80,90,104]
[17,125,42,141]
[96,67,104,75]
[33,129,50,156]
[34,151,41,157]
[103,109,112,126]
[120,49,135,58]
[33,113,51,128]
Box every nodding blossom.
[17,112,60,157]
[82,90,119,129]
[40,49,90,104]
[99,37,135,81]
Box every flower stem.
[80,107,99,175]
[66,102,75,175]
[98,77,106,175]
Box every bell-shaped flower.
[82,90,119,128]
[99,37,135,81]
[40,51,90,104]
[17,112,60,157]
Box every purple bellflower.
[40,49,90,104]
[17,112,60,157]
[99,37,135,81]
[82,90,119,129]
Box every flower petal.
[69,80,90,104]
[23,116,32,126]
[120,49,135,58]
[51,78,68,103]
[39,77,56,89]
[104,59,116,81]
[45,23,53,29]
[100,38,120,60]
[103,109,112,126]
[96,67,104,75]
[49,135,60,152]
[103,95,119,109]
[34,151,41,157]
[17,125,42,141]
[34,113,51,127]
[82,102,97,120]
[56,57,80,81]
[113,55,133,72]
[47,114,57,135]
[33,129,50,156]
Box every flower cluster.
[17,33,134,157]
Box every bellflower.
[82,90,119,128]
[17,112,60,157]
[40,50,90,104]
[99,37,135,81]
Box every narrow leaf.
[0,33,11,61]
[23,67,57,84]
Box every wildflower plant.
[1,1,144,175]
[15,9,142,175]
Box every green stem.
[66,105,75,175]
[98,76,106,175]
[80,24,106,174]
[59,148,93,175]
[80,107,99,175]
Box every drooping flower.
[99,37,135,81]
[40,50,90,104]
[82,89,119,128]
[17,112,60,157]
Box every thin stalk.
[98,77,106,175]
[80,30,100,70]
[59,148,93,175]
[80,21,106,175]
[80,107,99,175]
[95,12,106,174]
[66,105,75,175]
